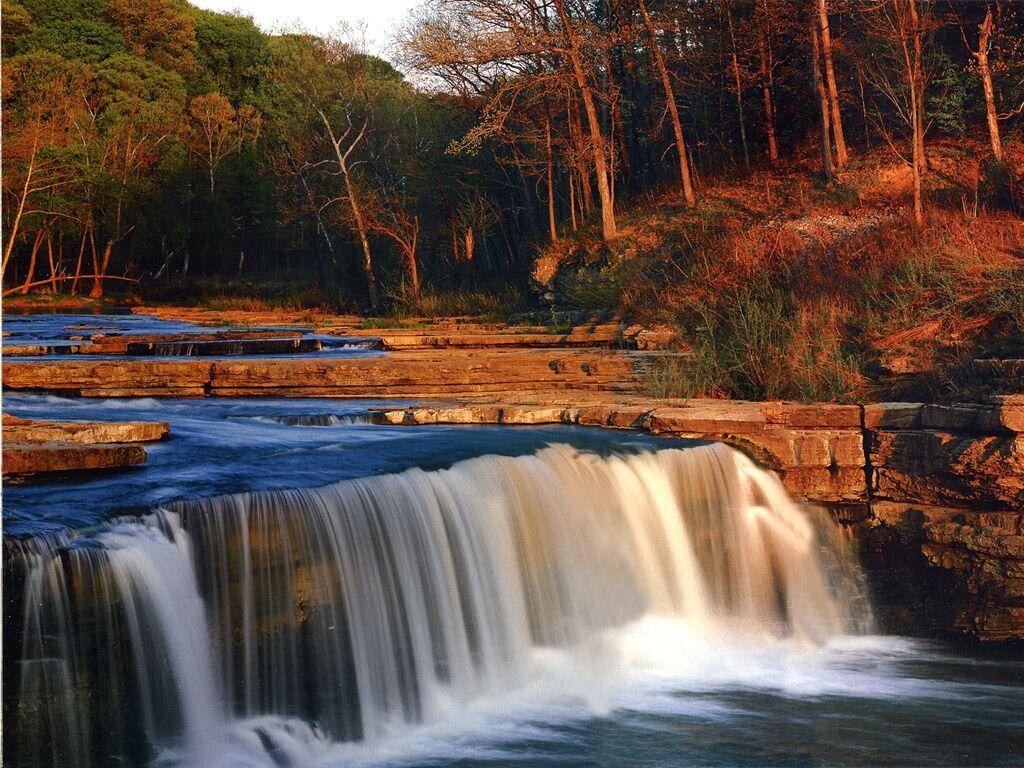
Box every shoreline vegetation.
[2,0,1022,404]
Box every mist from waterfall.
[5,442,872,768]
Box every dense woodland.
[2,0,1023,310]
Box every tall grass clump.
[388,286,526,322]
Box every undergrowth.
[551,188,1024,402]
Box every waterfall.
[3,442,871,768]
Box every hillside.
[534,139,1024,402]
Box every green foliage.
[645,288,865,403]
[928,54,970,139]
[979,159,1021,213]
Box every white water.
[7,442,871,768]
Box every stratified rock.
[870,431,1024,508]
[863,402,923,430]
[3,441,147,477]
[4,350,639,398]
[4,419,169,444]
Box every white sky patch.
[188,0,420,61]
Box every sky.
[189,0,421,59]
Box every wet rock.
[4,419,169,444]
[3,441,147,477]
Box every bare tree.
[861,0,934,225]
[818,0,850,167]
[637,0,696,205]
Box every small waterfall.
[3,443,871,768]
[239,413,371,426]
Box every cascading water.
[3,442,871,768]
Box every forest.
[2,0,1022,315]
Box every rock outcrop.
[2,414,168,478]
[3,350,641,398]
[861,399,1024,642]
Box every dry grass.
[541,140,1024,402]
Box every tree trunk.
[818,0,849,167]
[976,6,1003,161]
[567,97,594,214]
[19,229,46,295]
[569,173,578,232]
[546,119,558,242]
[90,240,115,298]
[45,232,57,292]
[757,1,779,165]
[638,0,696,205]
[811,19,835,182]
[554,0,617,240]
[342,168,378,310]
[906,0,925,224]
[725,1,750,171]
[2,135,39,278]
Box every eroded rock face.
[3,419,169,444]
[864,399,1024,642]
[3,442,147,477]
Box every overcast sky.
[189,0,420,60]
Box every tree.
[637,0,696,205]
[185,92,261,193]
[87,54,184,296]
[1,52,87,281]
[860,0,935,225]
[818,0,850,167]
[951,2,1011,161]
[811,9,836,181]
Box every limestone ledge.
[370,401,867,504]
[3,441,148,478]
[2,350,640,398]
[2,414,168,478]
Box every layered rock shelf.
[126,306,677,350]
[3,349,641,398]
[2,414,169,478]
[4,330,321,357]
[369,397,1024,643]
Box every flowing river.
[3,315,1023,768]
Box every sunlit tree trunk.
[554,0,616,240]
[546,118,558,242]
[757,0,779,165]
[811,19,835,181]
[19,228,46,295]
[638,0,696,205]
[725,1,750,171]
[818,0,848,167]
[976,6,1003,161]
